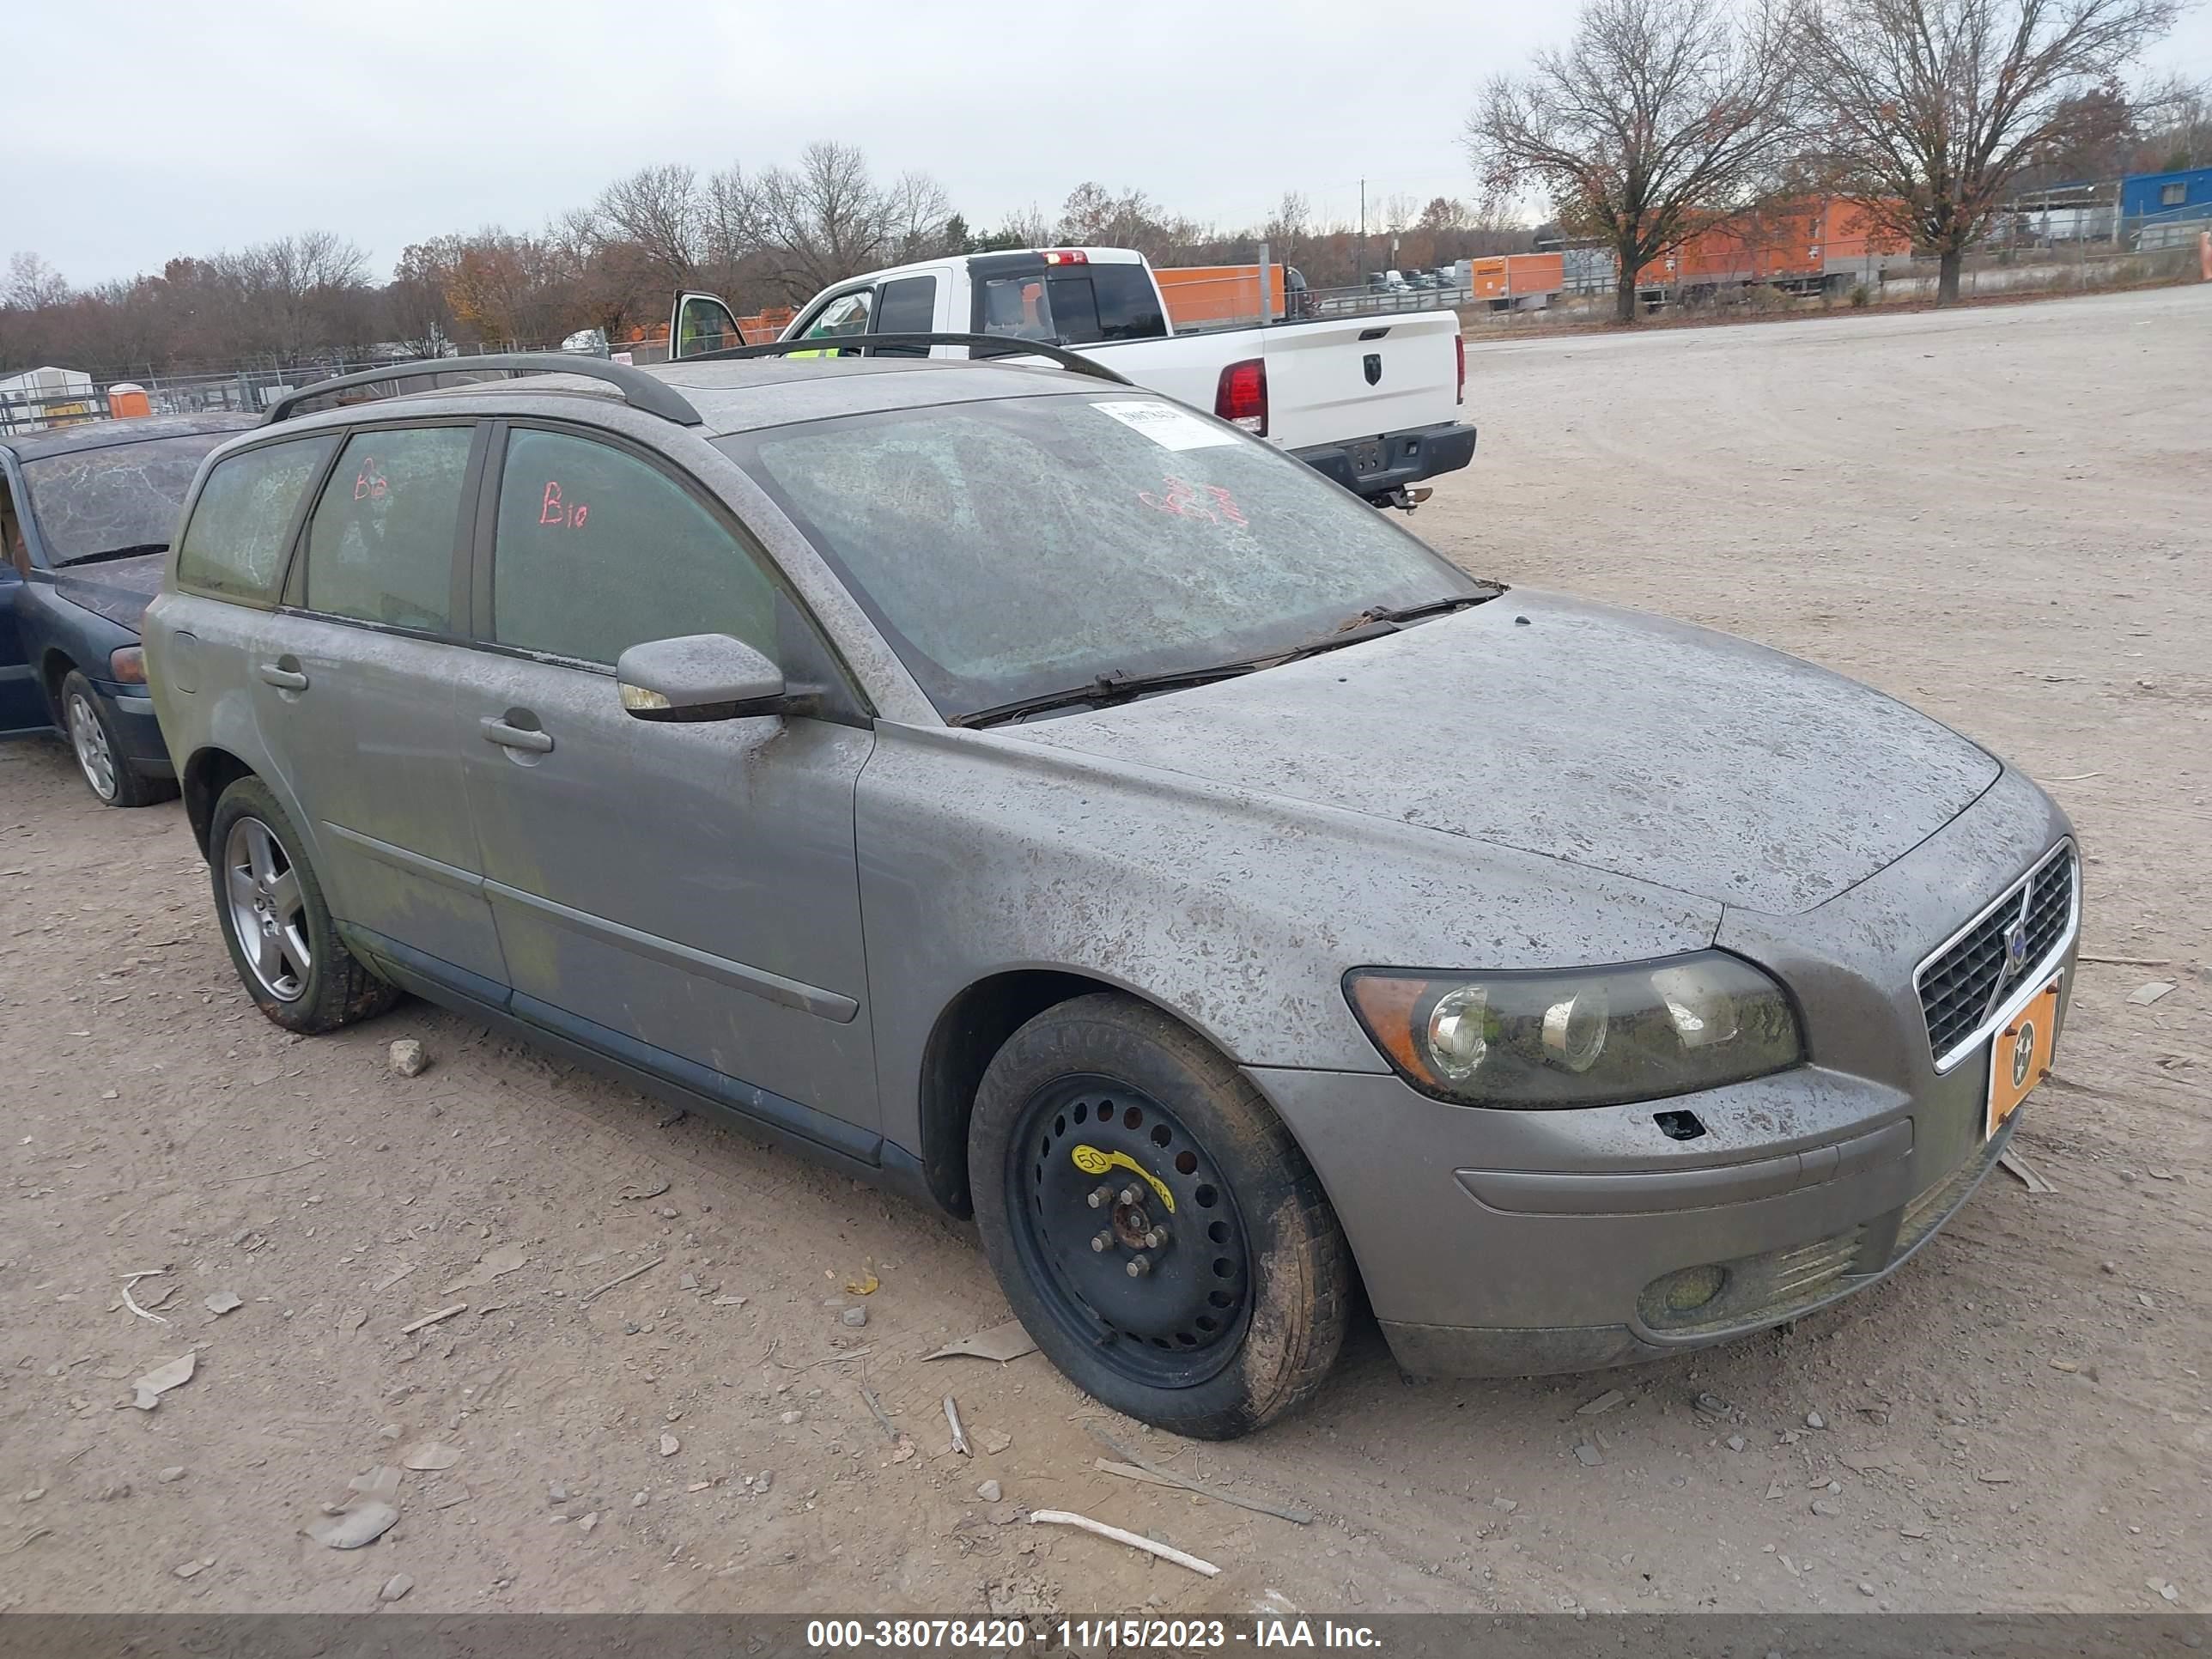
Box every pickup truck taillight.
[1214,358,1267,436]
[1455,332,1465,405]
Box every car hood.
[52,553,163,632]
[1000,591,2002,915]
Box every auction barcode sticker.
[1091,398,1237,451]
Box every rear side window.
[872,276,938,357]
[489,428,776,667]
[174,436,337,603]
[302,428,473,632]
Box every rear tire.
[60,669,173,807]
[969,992,1351,1439]
[208,775,398,1034]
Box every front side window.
[301,427,473,632]
[490,428,777,667]
[794,291,872,356]
[175,436,338,602]
[25,431,235,565]
[726,394,1479,718]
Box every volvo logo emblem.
[2000,920,2029,980]
[1363,353,1382,386]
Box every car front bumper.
[1249,766,2077,1378]
[96,682,175,779]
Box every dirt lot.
[3,284,2206,1618]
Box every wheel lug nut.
[1090,1231,1113,1253]
[1086,1185,1113,1209]
[1118,1186,1139,1206]
[1142,1227,1169,1250]
[1125,1254,1151,1278]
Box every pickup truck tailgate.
[1261,312,1460,452]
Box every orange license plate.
[1987,974,2062,1138]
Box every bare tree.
[1802,0,2179,302]
[1466,0,1802,321]
[1264,190,1311,261]
[752,143,953,298]
[588,163,704,289]
[2134,71,2212,169]
[4,252,70,312]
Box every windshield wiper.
[951,586,1507,729]
[53,542,168,568]
[953,660,1267,728]
[1279,589,1502,662]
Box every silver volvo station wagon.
[143,347,2079,1438]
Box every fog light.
[1649,1262,1729,1316]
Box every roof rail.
[260,353,702,428]
[677,332,1133,387]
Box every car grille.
[1917,844,2075,1065]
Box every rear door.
[450,422,879,1146]
[250,421,509,989]
[0,454,48,732]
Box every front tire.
[969,993,1351,1439]
[208,776,398,1034]
[60,670,172,807]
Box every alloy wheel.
[66,693,117,801]
[223,817,311,1001]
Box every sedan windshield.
[722,393,1487,719]
[22,432,231,564]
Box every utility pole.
[1358,178,1367,283]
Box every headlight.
[1345,951,1803,1108]
[108,646,148,684]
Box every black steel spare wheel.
[1012,1073,1251,1388]
[968,991,1351,1438]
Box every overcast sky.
[11,0,2212,287]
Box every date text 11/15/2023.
[804,1617,1384,1650]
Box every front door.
[251,422,509,989]
[452,423,878,1146]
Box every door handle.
[480,715,554,754]
[257,662,308,691]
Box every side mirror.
[616,634,784,722]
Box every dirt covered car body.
[142,352,2077,1436]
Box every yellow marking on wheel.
[1069,1144,1176,1213]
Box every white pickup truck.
[668,247,1475,507]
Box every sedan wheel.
[969,992,1352,1439]
[206,775,399,1035]
[223,816,312,1001]
[66,690,118,802]
[1011,1075,1254,1389]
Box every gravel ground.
[1,283,2206,1617]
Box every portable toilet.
[107,382,152,418]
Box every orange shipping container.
[1155,264,1287,327]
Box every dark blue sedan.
[2,413,253,804]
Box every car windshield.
[21,432,231,564]
[722,393,1485,720]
